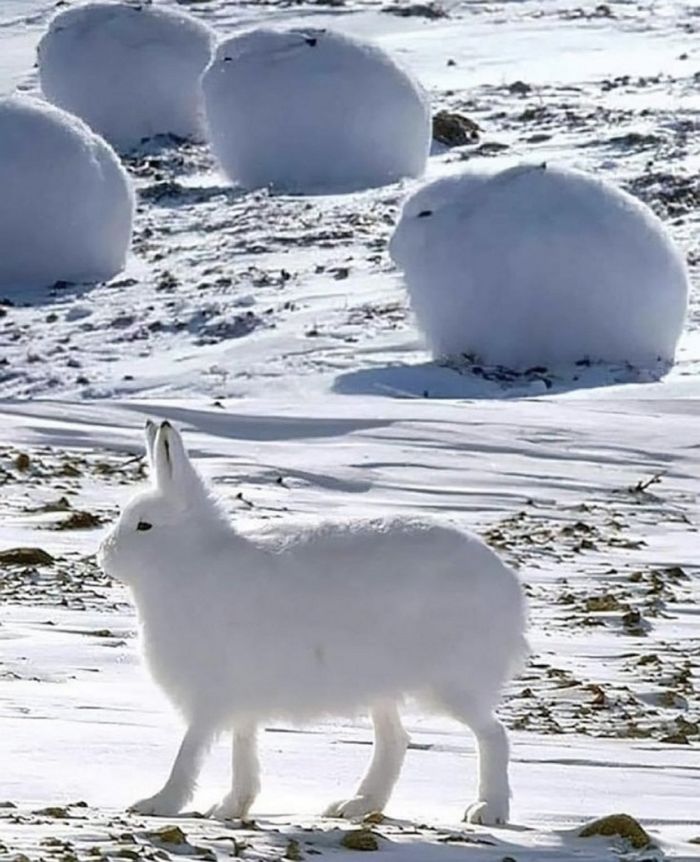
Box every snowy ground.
[1,1,699,861]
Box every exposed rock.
[14,453,30,472]
[508,80,532,95]
[0,547,55,566]
[285,839,303,860]
[579,814,652,849]
[149,826,188,846]
[381,3,447,19]
[33,806,69,818]
[340,830,380,851]
[432,110,480,146]
[53,510,103,530]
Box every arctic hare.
[98,421,527,825]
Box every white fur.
[38,3,214,151]
[0,95,133,290]
[390,164,689,369]
[201,28,430,193]
[98,421,527,825]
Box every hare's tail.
[509,635,530,679]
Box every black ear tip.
[160,420,172,430]
[145,419,156,430]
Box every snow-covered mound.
[201,28,431,193]
[38,2,214,151]
[390,164,689,369]
[0,96,134,290]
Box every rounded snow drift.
[201,28,431,193]
[0,96,134,290]
[390,164,689,369]
[38,2,215,151]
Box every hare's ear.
[152,421,200,498]
[144,419,158,476]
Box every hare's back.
[254,514,518,601]
[240,516,525,710]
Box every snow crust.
[390,164,690,370]
[38,2,214,151]
[0,95,134,290]
[201,28,431,193]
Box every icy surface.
[390,165,690,370]
[201,28,430,193]
[38,2,214,151]
[0,95,133,290]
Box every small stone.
[285,839,303,861]
[579,814,652,849]
[150,826,187,845]
[583,594,623,612]
[621,609,646,634]
[14,452,30,471]
[508,80,532,95]
[432,110,480,146]
[34,805,69,818]
[381,2,447,19]
[340,830,379,851]
[0,547,54,566]
[660,732,689,745]
[657,690,687,709]
[54,510,103,530]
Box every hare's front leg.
[130,722,214,816]
[325,703,408,819]
[210,722,260,820]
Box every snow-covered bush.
[38,2,214,151]
[201,28,431,193]
[0,96,134,290]
[390,164,689,369]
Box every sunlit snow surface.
[0,1,699,860]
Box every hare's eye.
[417,209,433,218]
[137,521,153,532]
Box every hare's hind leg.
[130,722,214,816]
[324,702,408,820]
[437,689,510,826]
[210,721,260,820]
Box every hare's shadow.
[332,359,670,400]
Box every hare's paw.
[208,791,254,821]
[129,790,186,817]
[464,798,509,826]
[324,796,385,820]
